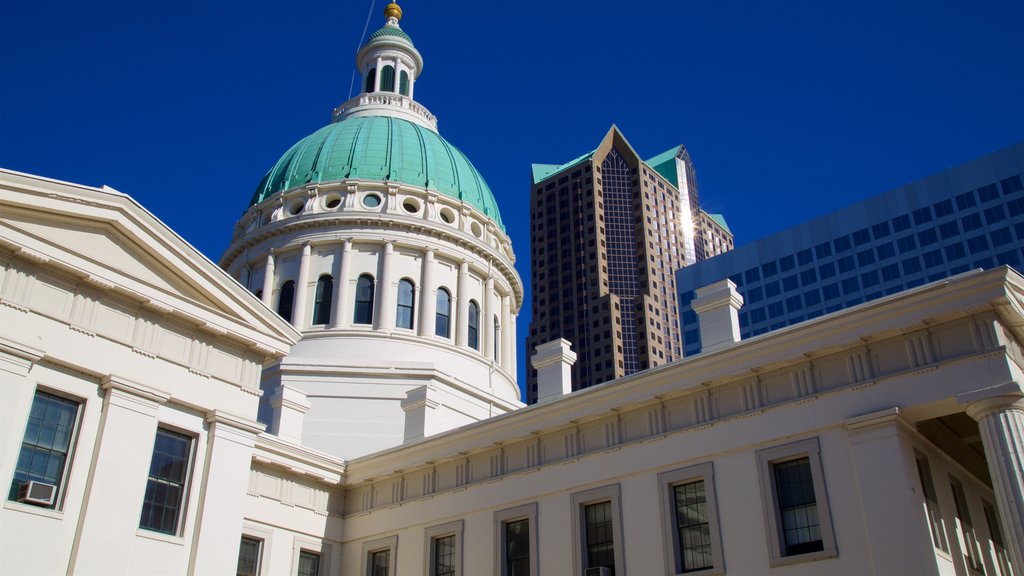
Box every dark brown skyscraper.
[526,127,732,403]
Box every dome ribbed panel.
[250,116,503,229]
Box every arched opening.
[468,300,480,350]
[365,68,376,93]
[399,70,410,96]
[354,274,375,325]
[381,65,395,92]
[277,281,295,323]
[397,279,415,329]
[435,288,452,338]
[312,275,334,325]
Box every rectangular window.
[658,463,723,575]
[139,427,194,535]
[891,215,912,233]
[237,536,263,576]
[914,454,948,552]
[8,390,82,509]
[362,535,397,576]
[933,199,955,218]
[956,191,977,210]
[425,520,463,576]
[572,484,624,576]
[757,438,836,566]
[494,503,537,576]
[833,235,852,253]
[913,207,933,225]
[918,228,939,247]
[983,500,1012,576]
[949,478,984,573]
[297,550,321,576]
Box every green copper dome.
[367,25,414,44]
[251,116,503,228]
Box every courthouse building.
[2,4,1022,576]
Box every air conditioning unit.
[17,481,56,506]
[584,567,612,576]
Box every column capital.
[965,394,1024,421]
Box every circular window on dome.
[288,200,305,216]
[402,198,421,214]
[470,221,483,238]
[323,194,342,210]
[363,193,382,208]
[439,207,456,225]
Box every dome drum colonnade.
[221,192,520,382]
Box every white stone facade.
[3,168,1023,576]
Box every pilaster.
[419,249,436,337]
[332,240,352,329]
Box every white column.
[375,242,395,331]
[291,243,312,330]
[966,395,1024,571]
[332,240,352,329]
[484,277,496,361]
[501,294,512,373]
[456,262,470,347]
[418,250,436,337]
[374,57,383,92]
[261,252,274,307]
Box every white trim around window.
[361,534,398,576]
[494,502,539,576]
[424,519,464,576]
[292,535,332,576]
[657,462,724,575]
[570,484,625,576]
[237,523,274,576]
[756,437,838,567]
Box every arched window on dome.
[399,70,410,96]
[277,280,295,324]
[381,65,396,92]
[312,275,334,326]
[365,68,376,93]
[435,288,452,338]
[468,300,480,350]
[397,278,415,329]
[354,274,375,325]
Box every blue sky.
[3,0,1022,395]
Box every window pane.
[436,289,451,337]
[277,281,295,323]
[434,535,456,576]
[8,391,80,506]
[584,501,615,572]
[673,480,712,572]
[312,276,333,325]
[236,537,261,576]
[139,428,192,535]
[297,550,320,576]
[397,279,415,329]
[355,275,375,325]
[773,458,823,556]
[505,519,530,576]
[370,549,390,576]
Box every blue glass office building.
[678,143,1024,356]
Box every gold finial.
[384,2,403,22]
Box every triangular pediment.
[0,170,299,355]
[3,211,209,304]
